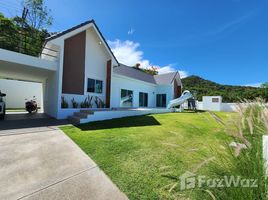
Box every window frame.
[156,94,167,107]
[87,78,103,94]
[120,89,134,107]
[139,92,148,107]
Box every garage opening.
[0,48,60,121]
[0,78,47,120]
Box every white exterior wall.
[44,24,175,119]
[196,101,203,110]
[80,108,170,123]
[156,84,174,106]
[263,136,268,174]
[197,102,237,112]
[83,28,110,103]
[0,79,42,109]
[111,74,156,108]
[220,103,237,112]
[0,49,59,117]
[197,96,238,112]
[60,28,113,108]
[202,96,222,111]
[0,49,57,71]
[111,74,175,108]
[46,25,117,118]
[44,70,60,117]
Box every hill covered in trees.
[181,75,268,102]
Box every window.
[139,92,148,107]
[121,89,133,107]
[212,98,219,103]
[87,78,103,93]
[156,94,166,107]
[95,80,103,93]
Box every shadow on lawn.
[76,115,161,131]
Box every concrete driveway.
[0,117,128,200]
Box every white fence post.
[263,135,268,175]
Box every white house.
[0,20,183,123]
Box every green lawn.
[61,111,235,200]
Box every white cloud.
[178,70,188,78]
[157,65,188,78]
[108,39,150,68]
[244,82,262,88]
[108,39,188,77]
[157,65,175,74]
[127,28,135,35]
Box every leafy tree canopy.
[0,0,53,57]
[23,0,53,30]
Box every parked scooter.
[25,96,38,113]
[0,91,6,120]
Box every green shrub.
[61,96,68,108]
[94,96,105,108]
[71,98,78,108]
[80,95,93,108]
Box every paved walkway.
[0,117,128,200]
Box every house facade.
[42,20,183,120]
[0,20,182,121]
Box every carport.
[0,48,59,119]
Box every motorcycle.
[25,96,38,113]
[0,91,6,120]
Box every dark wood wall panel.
[62,31,86,94]
[174,79,182,99]
[105,60,112,108]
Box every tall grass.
[197,100,268,200]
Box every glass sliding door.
[121,89,133,107]
[139,92,148,107]
[156,94,166,107]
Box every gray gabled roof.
[113,64,181,85]
[114,64,156,84]
[154,72,178,85]
[46,20,94,41]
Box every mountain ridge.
[181,75,267,102]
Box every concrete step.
[74,112,88,119]
[68,116,81,124]
[80,110,94,114]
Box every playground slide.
[167,90,193,109]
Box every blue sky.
[1,0,267,86]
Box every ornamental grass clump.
[197,99,268,200]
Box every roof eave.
[44,20,119,66]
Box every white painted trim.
[0,49,57,71]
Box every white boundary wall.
[197,96,238,112]
[263,136,268,174]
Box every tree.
[0,13,20,52]
[140,66,159,75]
[0,9,51,57]
[23,0,53,30]
[261,82,268,89]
